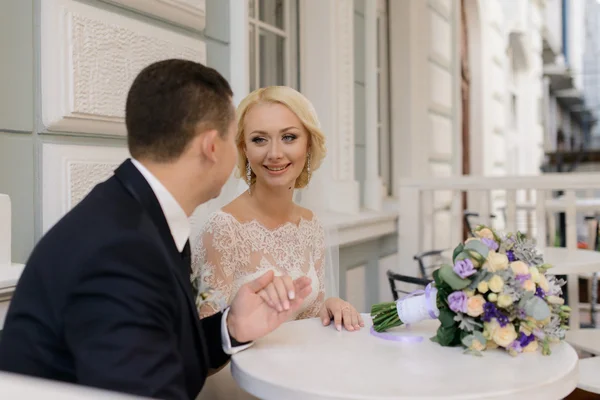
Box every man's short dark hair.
[125,59,234,161]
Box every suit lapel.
[113,160,205,336]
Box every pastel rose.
[488,275,504,293]
[488,293,498,302]
[538,274,550,292]
[529,267,541,283]
[476,228,494,240]
[477,281,489,293]
[547,295,564,305]
[510,261,529,275]
[463,289,475,298]
[466,295,486,317]
[492,323,518,348]
[523,340,539,353]
[497,294,513,308]
[485,251,509,272]
[522,280,536,292]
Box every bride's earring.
[246,162,252,194]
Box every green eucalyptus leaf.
[452,243,464,263]
[464,240,490,258]
[523,296,551,321]
[439,265,471,290]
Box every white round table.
[231,316,579,400]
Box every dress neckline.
[214,209,318,232]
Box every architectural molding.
[40,0,206,137]
[101,0,206,31]
[363,0,383,211]
[228,0,250,106]
[300,0,359,214]
[41,143,130,233]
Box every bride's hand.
[319,298,364,332]
[256,274,297,312]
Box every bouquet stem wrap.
[371,283,440,338]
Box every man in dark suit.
[0,59,312,399]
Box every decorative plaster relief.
[101,0,206,31]
[42,143,130,233]
[41,0,206,136]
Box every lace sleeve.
[191,214,237,319]
[296,219,327,319]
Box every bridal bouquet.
[371,226,571,356]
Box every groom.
[0,59,312,399]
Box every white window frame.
[248,0,299,91]
[376,0,392,195]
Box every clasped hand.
[254,273,364,332]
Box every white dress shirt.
[131,159,252,355]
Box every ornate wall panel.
[41,0,206,136]
[102,0,206,31]
[42,143,130,233]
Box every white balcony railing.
[397,173,600,327]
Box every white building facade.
[0,0,562,310]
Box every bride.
[191,86,362,399]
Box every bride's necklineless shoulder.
[214,209,318,232]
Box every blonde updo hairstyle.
[235,86,326,189]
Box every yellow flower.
[466,294,486,317]
[471,339,485,352]
[488,275,504,293]
[529,267,541,283]
[538,274,550,293]
[488,293,498,302]
[486,340,499,350]
[523,340,539,353]
[476,228,494,240]
[463,289,475,298]
[510,261,529,275]
[497,294,513,308]
[484,251,509,272]
[477,281,489,293]
[547,295,564,305]
[522,280,536,292]
[492,323,518,348]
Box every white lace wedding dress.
[191,210,327,399]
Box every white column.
[363,0,383,211]
[299,0,359,214]
[229,0,250,106]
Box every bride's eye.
[251,137,266,144]
[282,134,297,142]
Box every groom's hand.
[227,271,312,343]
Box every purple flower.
[535,286,545,298]
[453,259,476,279]
[515,273,532,284]
[517,332,535,348]
[497,314,509,327]
[508,340,523,354]
[482,302,509,326]
[447,291,468,313]
[481,237,499,251]
[506,250,516,262]
[516,308,527,319]
[482,302,498,322]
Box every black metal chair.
[413,249,448,280]
[464,211,496,237]
[386,270,431,301]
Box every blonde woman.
[192,86,362,399]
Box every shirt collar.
[130,158,190,252]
